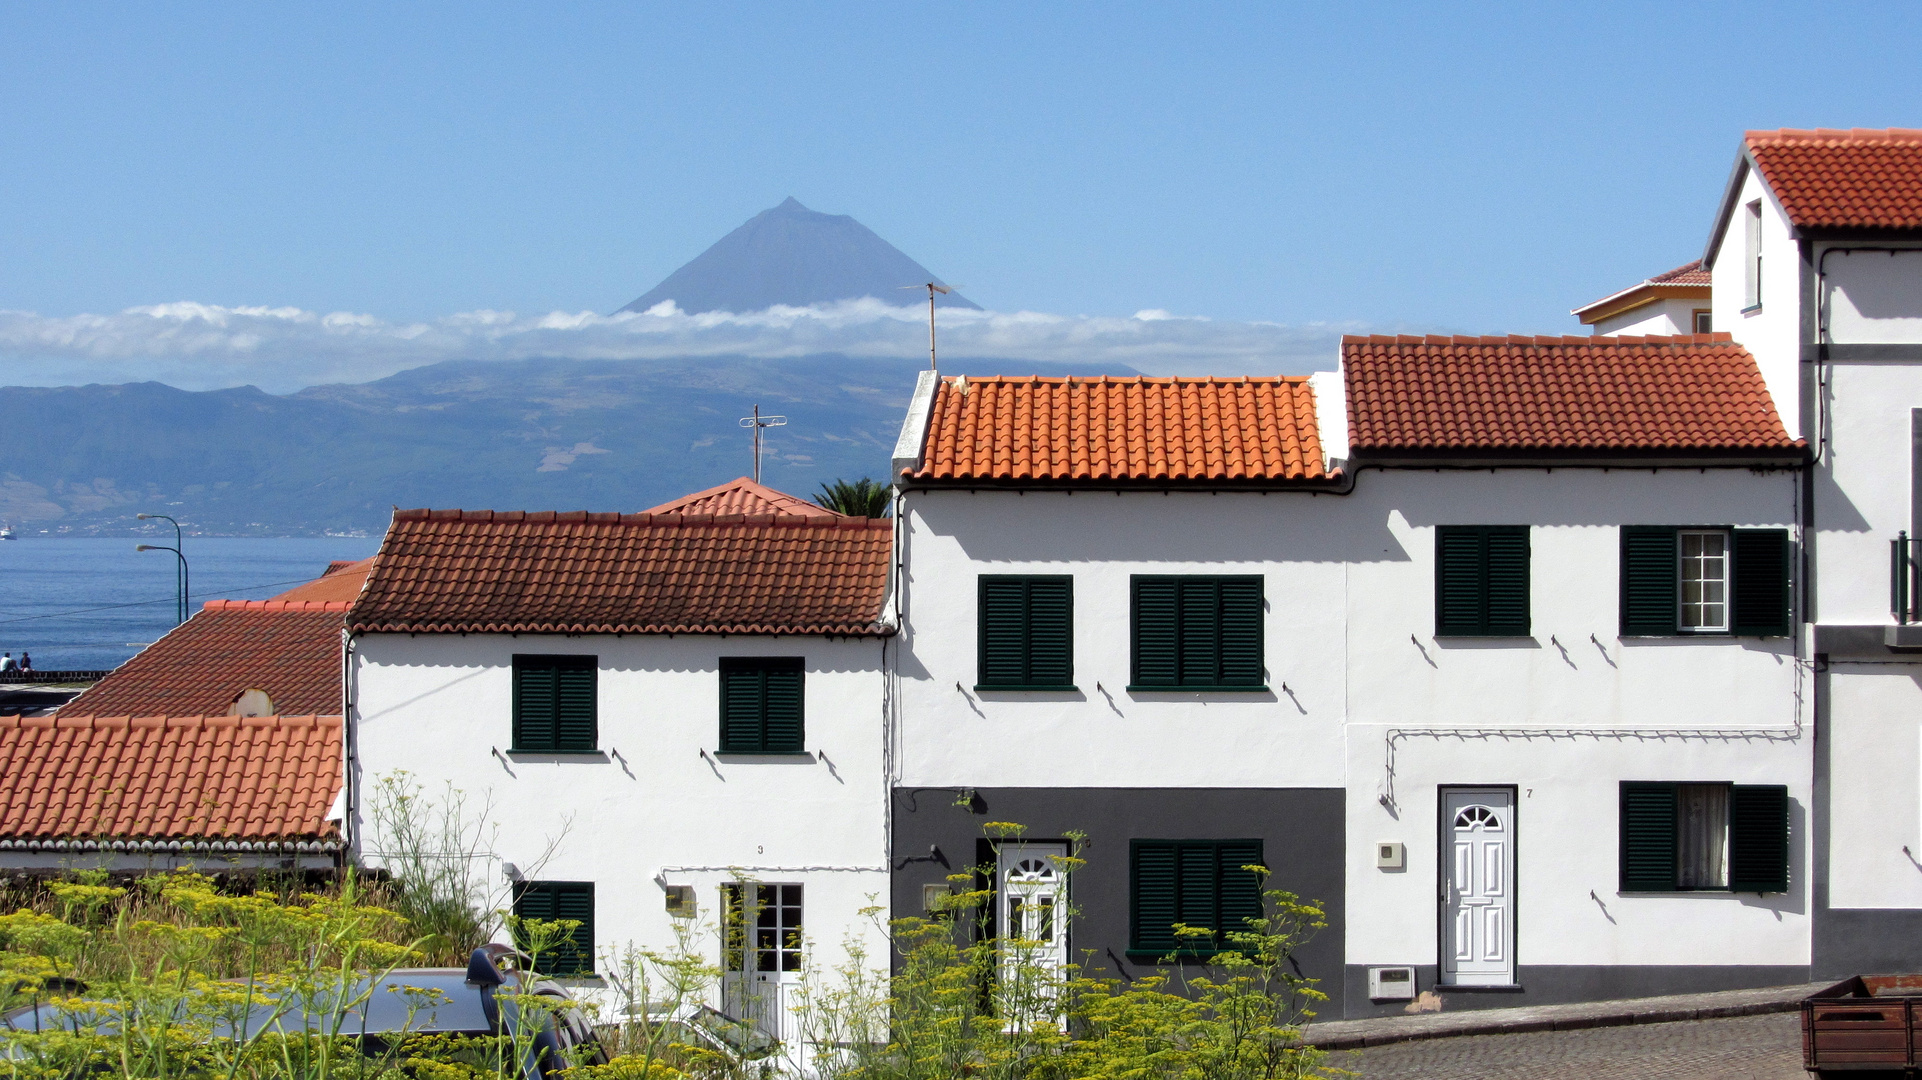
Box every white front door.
[998,842,1068,1019]
[720,883,803,1042]
[1441,788,1515,986]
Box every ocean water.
[0,537,383,672]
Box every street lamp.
[135,513,189,625]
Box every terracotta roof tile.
[1572,261,1712,322]
[1647,260,1712,286]
[1342,334,1798,452]
[271,557,376,602]
[1746,128,1922,230]
[348,507,893,636]
[912,375,1326,482]
[645,477,841,519]
[63,602,348,718]
[0,714,341,841]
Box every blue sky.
[1,2,1918,389]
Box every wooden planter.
[1804,975,1922,1074]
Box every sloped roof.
[0,714,341,841]
[348,509,894,636]
[644,477,841,519]
[271,557,376,602]
[1746,128,1922,230]
[62,601,348,718]
[910,375,1327,484]
[1342,334,1799,454]
[1572,261,1713,324]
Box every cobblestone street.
[1332,1012,1806,1079]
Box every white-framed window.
[1693,309,1713,334]
[1680,530,1729,631]
[1743,200,1763,310]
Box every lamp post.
[135,513,188,625]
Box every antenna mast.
[738,404,788,483]
[922,282,949,371]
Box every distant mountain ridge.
[0,354,1138,536]
[619,198,979,314]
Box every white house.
[885,332,1806,1018]
[344,480,894,1049]
[1572,261,1713,336]
[1697,127,1922,980]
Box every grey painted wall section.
[890,786,1347,1012]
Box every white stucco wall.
[1826,665,1922,909]
[1821,246,1922,344]
[1813,363,1922,624]
[1593,298,1708,337]
[351,632,891,999]
[1716,166,1804,438]
[897,468,1808,969]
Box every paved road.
[1331,1011,1806,1079]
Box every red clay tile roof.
[1648,261,1712,286]
[1746,128,1922,230]
[1572,261,1712,322]
[271,557,376,602]
[348,509,894,635]
[1343,334,1798,453]
[645,477,841,519]
[0,714,341,841]
[63,601,347,718]
[911,375,1326,483]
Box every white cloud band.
[0,298,1364,392]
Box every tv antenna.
[738,404,787,483]
[899,282,953,371]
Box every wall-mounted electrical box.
[664,885,696,917]
[923,883,952,913]
[1369,966,1416,1000]
[1376,841,1405,869]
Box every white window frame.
[1679,529,1731,632]
[1693,309,1713,334]
[1743,200,1763,311]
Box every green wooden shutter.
[719,660,766,752]
[1483,527,1531,636]
[1215,840,1266,944]
[1731,529,1791,636]
[979,577,1031,686]
[1217,578,1265,686]
[515,882,594,975]
[513,658,559,751]
[1131,841,1179,953]
[1620,527,1680,636]
[1176,844,1218,946]
[761,660,805,752]
[1729,785,1790,893]
[1177,579,1221,685]
[555,658,597,752]
[1025,577,1074,686]
[1132,578,1180,687]
[1435,528,1488,635]
[1620,782,1679,891]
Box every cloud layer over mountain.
[0,299,1364,392]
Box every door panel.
[1441,788,1516,986]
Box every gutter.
[0,838,340,855]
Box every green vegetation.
[813,479,891,519]
[0,821,1333,1078]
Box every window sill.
[1741,303,1763,315]
[974,684,1079,693]
[506,749,605,759]
[713,750,813,761]
[1125,685,1270,694]
[1432,633,1532,640]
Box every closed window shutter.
[1217,578,1265,686]
[1178,580,1221,685]
[1176,844,1218,946]
[1620,782,1679,891]
[1483,527,1531,636]
[1131,841,1179,953]
[513,661,558,750]
[762,661,805,752]
[515,882,594,975]
[555,659,597,752]
[1132,578,1180,687]
[719,658,804,753]
[1025,577,1074,685]
[1215,839,1266,944]
[1731,529,1791,636]
[979,577,1032,686]
[1620,527,1680,636]
[1728,785,1789,893]
[1436,528,1488,635]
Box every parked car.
[1,944,606,1077]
